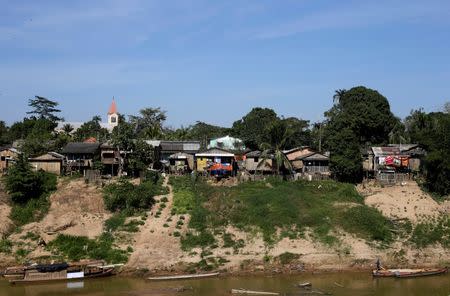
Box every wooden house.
[244,150,276,173]
[100,142,124,176]
[283,146,315,170]
[169,152,194,174]
[0,147,20,175]
[293,152,330,177]
[146,140,201,163]
[195,148,236,177]
[29,152,65,175]
[62,142,100,174]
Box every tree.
[323,86,399,182]
[4,155,56,203]
[129,107,167,139]
[281,117,311,148]
[258,120,294,175]
[27,96,62,122]
[0,120,9,145]
[127,139,154,174]
[186,121,230,148]
[232,107,279,150]
[73,116,110,142]
[62,123,74,135]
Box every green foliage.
[0,239,13,254]
[21,231,40,241]
[324,86,400,183]
[73,116,110,142]
[0,120,10,145]
[27,96,62,122]
[104,213,126,232]
[129,107,167,139]
[278,252,300,265]
[103,176,161,215]
[170,176,390,247]
[181,231,216,251]
[10,195,51,226]
[410,217,450,248]
[339,206,393,243]
[5,156,56,225]
[47,233,128,263]
[232,107,279,150]
[170,176,196,214]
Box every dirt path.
[127,176,194,271]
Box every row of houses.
[0,139,331,179]
[0,140,425,184]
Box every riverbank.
[1,176,450,276]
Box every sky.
[1,0,450,128]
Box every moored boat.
[2,261,119,284]
[372,267,448,278]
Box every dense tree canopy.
[73,116,110,142]
[232,108,279,150]
[324,86,399,182]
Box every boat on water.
[147,272,219,281]
[2,260,120,284]
[372,267,448,278]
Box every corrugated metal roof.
[196,148,235,157]
[372,147,401,156]
[62,142,100,154]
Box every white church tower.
[107,98,119,128]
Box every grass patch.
[10,195,50,226]
[105,213,144,233]
[410,217,450,248]
[20,231,40,241]
[170,176,393,247]
[47,233,128,263]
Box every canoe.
[147,272,219,281]
[231,289,279,295]
[372,267,448,278]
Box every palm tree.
[62,123,74,135]
[333,89,347,104]
[257,121,294,176]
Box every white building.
[55,98,119,133]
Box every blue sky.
[1,0,449,128]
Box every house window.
[111,116,117,123]
[254,157,259,163]
[0,156,5,161]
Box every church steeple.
[107,97,119,128]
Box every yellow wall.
[196,157,209,172]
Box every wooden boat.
[148,272,219,281]
[231,289,279,295]
[3,261,116,284]
[372,267,448,278]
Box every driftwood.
[333,282,344,288]
[231,289,279,295]
[148,272,219,281]
[297,282,312,288]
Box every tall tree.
[232,107,279,150]
[129,107,167,139]
[324,86,399,182]
[258,120,293,175]
[0,120,9,145]
[27,96,62,122]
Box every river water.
[1,272,450,296]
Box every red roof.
[108,99,117,114]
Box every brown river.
[1,272,450,296]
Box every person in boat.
[376,258,383,271]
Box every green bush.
[410,217,450,248]
[47,233,128,263]
[181,231,216,251]
[103,177,161,214]
[0,239,13,254]
[278,252,300,265]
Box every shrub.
[0,239,13,254]
[278,252,300,265]
[47,233,128,263]
[10,195,50,226]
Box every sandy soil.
[127,177,197,272]
[7,179,111,260]
[360,181,450,223]
[0,182,13,237]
